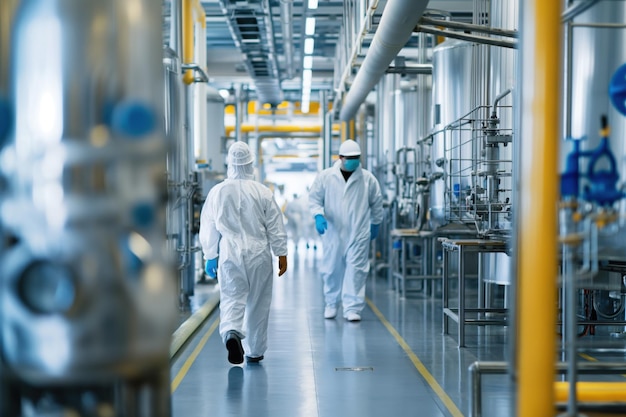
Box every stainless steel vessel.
[0,0,177,414]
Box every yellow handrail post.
[516,1,562,417]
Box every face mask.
[343,159,360,172]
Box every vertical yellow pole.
[517,1,561,417]
[340,119,355,141]
[182,0,195,85]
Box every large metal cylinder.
[430,39,474,228]
[482,0,518,285]
[200,85,226,173]
[0,0,177,386]
[567,2,626,200]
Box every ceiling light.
[305,18,316,36]
[303,56,313,69]
[218,89,230,99]
[302,69,312,89]
[304,38,314,55]
[308,0,318,10]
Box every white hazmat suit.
[199,142,288,360]
[309,149,383,319]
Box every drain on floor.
[334,367,374,372]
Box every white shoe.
[324,306,337,319]
[345,312,361,322]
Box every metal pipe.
[280,0,294,79]
[263,0,280,78]
[339,0,430,122]
[515,1,561,416]
[469,361,626,417]
[491,88,513,117]
[332,0,380,118]
[181,63,209,83]
[182,0,195,85]
[385,64,432,75]
[419,16,519,38]
[561,0,600,22]
[225,124,323,136]
[414,26,518,49]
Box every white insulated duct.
[339,0,430,122]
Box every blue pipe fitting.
[583,137,623,206]
[609,63,626,116]
[111,100,156,138]
[0,97,13,146]
[131,202,155,228]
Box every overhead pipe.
[515,1,561,417]
[225,124,324,136]
[414,26,518,49]
[385,64,432,74]
[419,16,518,38]
[280,0,294,80]
[338,0,430,122]
[331,0,380,118]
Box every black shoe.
[245,355,264,363]
[225,331,244,364]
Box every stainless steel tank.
[430,39,474,228]
[0,0,177,396]
[393,83,432,230]
[482,0,518,286]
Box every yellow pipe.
[555,382,626,403]
[516,1,561,417]
[182,0,194,85]
[225,124,323,136]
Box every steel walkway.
[170,246,513,417]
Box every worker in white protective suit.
[199,141,288,364]
[309,139,384,322]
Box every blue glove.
[314,214,327,235]
[370,224,380,240]
[205,257,218,278]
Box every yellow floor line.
[366,298,464,417]
[171,319,220,394]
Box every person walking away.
[308,139,383,322]
[199,141,288,364]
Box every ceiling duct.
[219,0,283,107]
[339,0,430,121]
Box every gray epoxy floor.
[170,244,626,417]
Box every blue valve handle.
[609,63,626,116]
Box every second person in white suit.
[308,139,384,322]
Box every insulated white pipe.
[339,0,429,121]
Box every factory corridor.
[169,245,513,417]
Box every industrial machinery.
[0,1,178,415]
[165,0,226,308]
